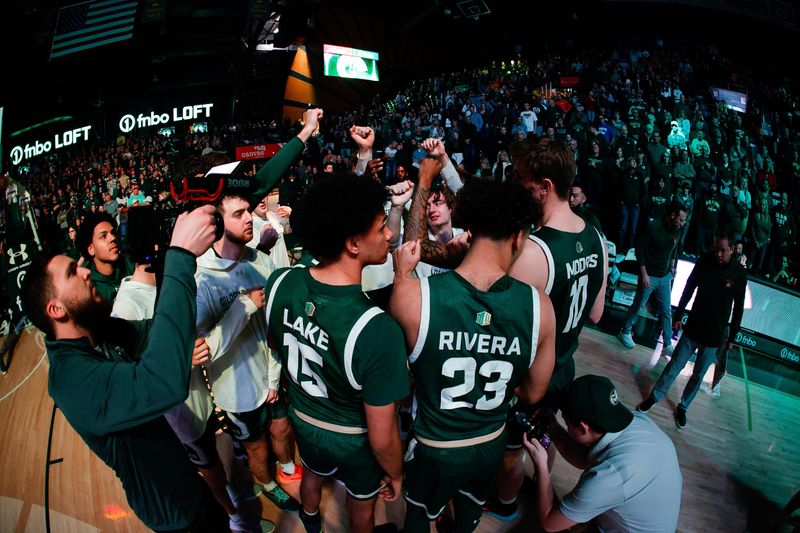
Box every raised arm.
[423,137,462,192]
[405,158,467,268]
[385,180,414,248]
[251,108,324,200]
[55,206,217,434]
[350,125,374,175]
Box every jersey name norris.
[438,331,521,356]
[566,253,599,279]
[282,309,330,351]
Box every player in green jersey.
[486,138,609,521]
[390,178,556,532]
[264,173,409,533]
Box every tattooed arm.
[405,158,468,268]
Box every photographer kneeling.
[524,375,682,533]
[21,206,225,532]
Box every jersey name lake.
[283,309,330,351]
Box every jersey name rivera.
[283,309,522,357]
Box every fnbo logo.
[10,146,24,166]
[735,331,757,348]
[780,348,800,363]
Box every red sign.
[235,143,283,160]
[559,76,581,88]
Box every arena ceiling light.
[248,11,284,52]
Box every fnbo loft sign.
[9,126,92,166]
[118,103,214,133]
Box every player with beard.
[76,212,134,302]
[21,206,227,531]
[194,193,301,513]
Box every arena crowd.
[5,46,798,287]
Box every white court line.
[0,333,47,403]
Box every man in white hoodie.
[112,260,267,532]
[195,192,301,513]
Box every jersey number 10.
[563,275,589,333]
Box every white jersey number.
[284,333,328,398]
[563,274,588,333]
[440,357,514,411]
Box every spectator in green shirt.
[618,203,688,355]
[76,212,134,302]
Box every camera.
[124,203,222,290]
[515,410,552,449]
[170,160,257,205]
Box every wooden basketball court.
[1,326,797,532]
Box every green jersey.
[410,272,541,442]
[529,223,604,389]
[87,256,135,302]
[265,267,409,429]
[295,249,319,268]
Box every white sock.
[303,508,319,517]
[499,496,517,505]
[280,461,296,475]
[263,480,277,491]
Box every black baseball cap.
[561,375,633,433]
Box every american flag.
[50,0,138,60]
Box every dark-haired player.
[487,138,608,520]
[264,173,409,533]
[390,178,556,532]
[76,212,133,301]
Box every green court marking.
[739,346,753,432]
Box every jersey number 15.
[284,333,328,398]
